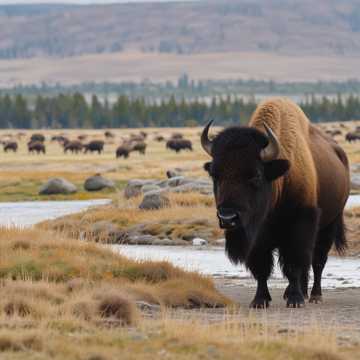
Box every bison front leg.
[247,245,274,309]
[280,207,320,308]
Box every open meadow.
[0,123,359,358]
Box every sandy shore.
[215,279,360,344]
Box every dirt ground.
[215,279,360,344]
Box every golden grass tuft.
[0,227,230,309]
[97,293,138,326]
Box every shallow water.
[0,199,110,227]
[0,194,358,288]
[114,245,360,289]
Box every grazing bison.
[154,135,165,142]
[201,98,349,308]
[3,141,18,153]
[83,140,104,154]
[345,132,360,143]
[104,131,115,139]
[166,139,193,153]
[64,140,83,154]
[30,133,45,143]
[131,141,147,155]
[28,141,46,154]
[78,134,87,141]
[171,132,183,140]
[116,145,130,159]
[325,129,341,137]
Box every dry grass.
[0,227,354,358]
[0,227,229,309]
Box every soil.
[215,279,360,345]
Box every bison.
[166,139,193,153]
[131,141,147,155]
[345,132,360,143]
[3,141,18,153]
[83,140,104,154]
[104,131,115,139]
[154,135,165,142]
[116,145,130,159]
[28,141,46,154]
[64,140,83,154]
[201,98,349,308]
[171,132,183,140]
[30,133,45,143]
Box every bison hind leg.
[310,214,345,304]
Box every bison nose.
[217,208,242,230]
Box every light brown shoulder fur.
[249,98,318,207]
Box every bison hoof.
[250,298,270,309]
[309,295,323,304]
[286,294,305,308]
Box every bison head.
[201,121,289,262]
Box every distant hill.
[1,0,360,59]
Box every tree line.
[3,77,360,101]
[0,93,360,129]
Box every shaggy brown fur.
[250,98,349,227]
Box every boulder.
[127,235,157,245]
[139,191,170,210]
[124,179,156,199]
[39,178,77,195]
[84,174,115,192]
[192,238,208,246]
[171,182,213,195]
[141,184,162,194]
[166,169,182,178]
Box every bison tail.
[334,214,347,255]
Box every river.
[0,196,358,289]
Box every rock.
[89,221,123,243]
[39,178,77,195]
[127,235,157,245]
[152,238,188,246]
[171,182,213,195]
[84,174,115,192]
[139,191,170,210]
[124,179,156,199]
[166,169,182,178]
[192,237,208,246]
[166,176,188,187]
[141,184,162,194]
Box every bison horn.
[260,123,280,162]
[201,120,214,156]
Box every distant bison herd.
[0,121,360,160]
[0,130,194,158]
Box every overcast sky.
[0,0,192,4]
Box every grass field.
[0,123,360,358]
[0,228,357,359]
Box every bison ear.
[263,159,290,182]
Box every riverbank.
[0,227,358,359]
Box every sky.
[0,0,191,4]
